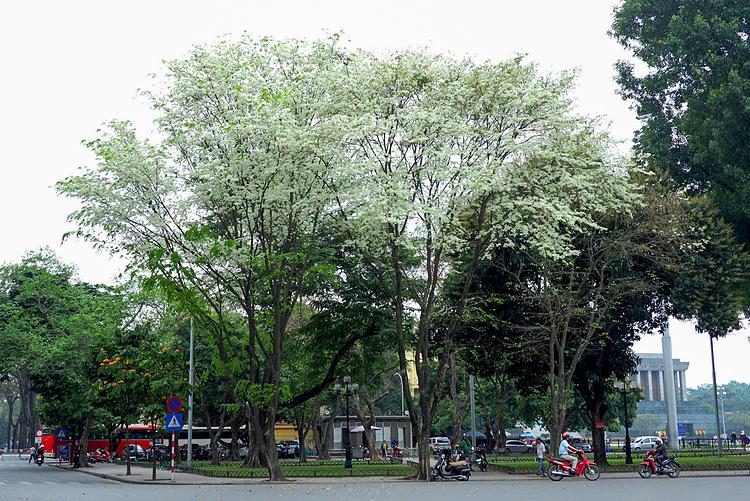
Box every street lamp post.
[334,376,358,469]
[618,379,633,465]
[719,387,727,439]
[393,372,404,416]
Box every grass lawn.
[488,455,750,474]
[185,460,415,478]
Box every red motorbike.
[87,448,112,464]
[638,449,680,479]
[546,450,600,481]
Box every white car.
[630,436,660,451]
[428,436,451,454]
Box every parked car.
[428,436,451,454]
[122,444,147,460]
[145,444,169,461]
[630,436,661,451]
[276,440,300,459]
[570,438,592,452]
[179,443,209,460]
[503,440,533,454]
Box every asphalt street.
[1,456,747,501]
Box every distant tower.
[662,324,680,449]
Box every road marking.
[18,481,32,484]
[43,481,57,484]
[68,481,81,484]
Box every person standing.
[535,438,546,475]
[28,444,36,464]
[381,440,388,458]
[459,435,471,458]
[730,431,737,447]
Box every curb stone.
[50,463,749,485]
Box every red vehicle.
[41,425,158,459]
[638,449,681,478]
[546,450,600,481]
[87,448,112,463]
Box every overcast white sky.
[1,0,748,387]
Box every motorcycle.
[638,449,681,479]
[546,450,599,481]
[473,446,488,472]
[430,448,471,481]
[87,448,112,464]
[35,450,45,465]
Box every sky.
[1,0,748,387]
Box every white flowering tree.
[58,37,378,480]
[59,36,641,480]
[329,52,641,478]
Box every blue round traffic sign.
[166,395,182,413]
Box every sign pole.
[170,431,175,482]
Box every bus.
[41,425,159,459]
[41,425,238,459]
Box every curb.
[51,464,749,485]
[50,465,217,485]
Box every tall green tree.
[612,0,750,277]
[58,37,381,480]
[0,250,127,458]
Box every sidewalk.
[50,462,417,485]
[51,461,748,485]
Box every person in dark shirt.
[653,438,667,470]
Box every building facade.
[633,353,688,403]
[631,353,716,436]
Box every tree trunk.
[80,413,92,467]
[582,382,609,465]
[293,403,312,462]
[230,418,241,461]
[250,408,286,481]
[415,425,431,480]
[5,397,14,450]
[206,409,226,465]
[493,376,513,452]
[314,396,339,461]
[449,354,469,447]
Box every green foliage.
[687,381,750,432]
[186,461,414,478]
[670,200,750,336]
[0,250,128,433]
[612,0,750,303]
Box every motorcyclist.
[653,437,668,470]
[558,432,580,472]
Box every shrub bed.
[184,461,415,478]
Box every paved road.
[0,457,747,500]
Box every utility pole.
[187,317,195,468]
[709,335,722,455]
[719,387,726,439]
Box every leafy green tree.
[58,37,385,480]
[0,250,127,457]
[330,51,640,479]
[96,313,189,474]
[612,0,750,290]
